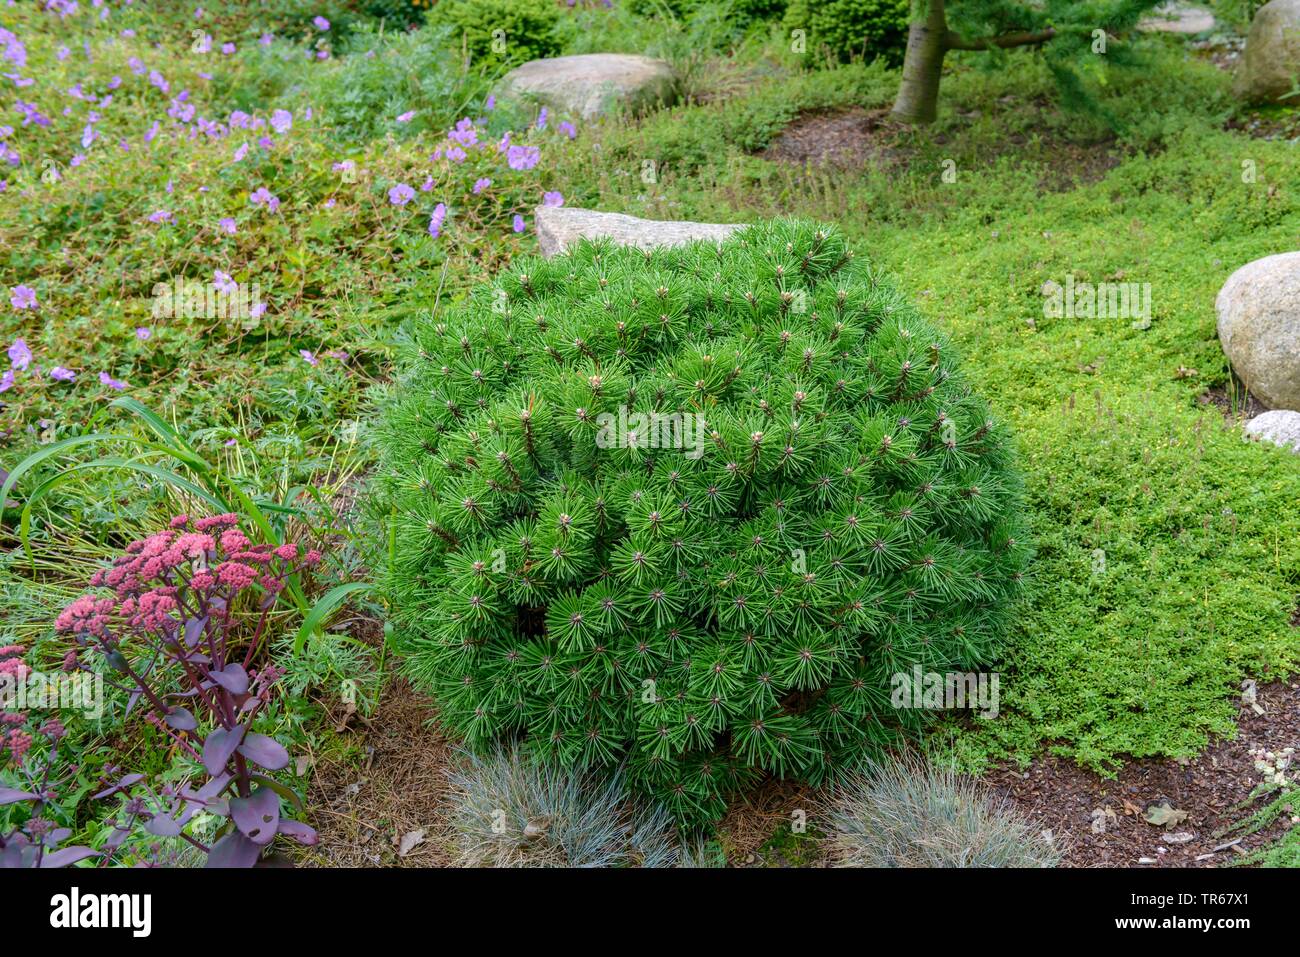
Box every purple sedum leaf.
[0,788,38,806]
[237,733,289,771]
[277,820,318,845]
[145,813,182,838]
[184,615,208,648]
[229,786,280,845]
[38,846,100,868]
[165,706,198,731]
[91,773,144,801]
[201,724,246,775]
[206,830,262,868]
[208,663,249,695]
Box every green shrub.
[376,220,1030,826]
[826,754,1060,867]
[428,0,562,69]
[782,0,911,66]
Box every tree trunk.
[891,0,950,125]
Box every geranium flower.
[513,214,526,233]
[50,367,76,382]
[542,191,564,207]
[507,145,539,171]
[388,183,415,206]
[10,285,36,309]
[136,327,152,341]
[99,372,127,390]
[472,177,491,194]
[270,109,292,134]
[218,217,237,235]
[214,270,237,294]
[299,350,317,366]
[396,110,415,123]
[428,202,447,238]
[313,16,330,31]
[249,186,280,212]
[0,369,12,392]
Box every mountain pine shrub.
[375,220,1030,826]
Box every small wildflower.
[388,183,415,206]
[9,285,36,309]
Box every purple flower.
[99,371,127,390]
[559,121,577,140]
[542,191,564,208]
[260,33,275,47]
[484,95,495,111]
[214,270,237,294]
[388,183,415,206]
[148,210,173,224]
[10,285,36,310]
[0,369,12,393]
[8,338,31,369]
[270,109,292,134]
[396,110,415,123]
[221,42,236,55]
[218,217,237,235]
[313,16,330,31]
[50,367,76,382]
[250,187,280,212]
[300,349,318,366]
[513,214,526,234]
[233,142,249,162]
[446,146,467,164]
[472,177,491,194]
[536,107,548,131]
[507,145,540,172]
[136,327,152,341]
[428,202,447,238]
[249,301,266,320]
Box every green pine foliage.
[375,220,1031,826]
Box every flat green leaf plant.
[375,220,1031,825]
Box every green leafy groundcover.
[375,221,1031,825]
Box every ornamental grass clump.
[825,753,1060,868]
[376,220,1030,826]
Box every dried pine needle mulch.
[300,677,458,868]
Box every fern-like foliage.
[375,220,1030,826]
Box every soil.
[761,106,1119,192]
[986,680,1300,867]
[1197,383,1268,422]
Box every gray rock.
[499,54,677,120]
[1235,0,1300,103]
[1216,251,1300,411]
[1139,2,1216,34]
[1244,409,1300,453]
[535,206,745,259]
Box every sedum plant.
[376,220,1029,826]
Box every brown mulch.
[716,777,827,867]
[761,106,1119,192]
[300,677,459,867]
[763,107,912,170]
[986,681,1300,867]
